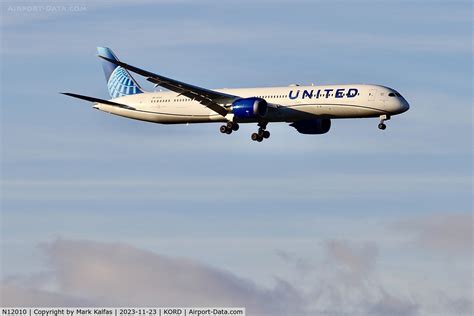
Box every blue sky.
[1,1,472,315]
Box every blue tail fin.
[97,47,144,99]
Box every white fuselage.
[94,84,409,124]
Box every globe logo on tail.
[107,67,143,99]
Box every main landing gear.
[251,122,270,142]
[220,121,239,134]
[219,121,270,142]
[378,114,390,130]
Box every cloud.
[442,295,473,315]
[310,240,418,316]
[276,238,472,316]
[2,238,472,316]
[0,284,92,306]
[275,240,419,315]
[366,292,419,316]
[1,239,306,316]
[325,239,378,278]
[394,213,473,255]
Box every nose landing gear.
[378,114,390,130]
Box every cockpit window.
[388,92,403,97]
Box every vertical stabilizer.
[97,47,144,99]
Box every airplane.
[62,47,410,142]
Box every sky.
[0,0,472,315]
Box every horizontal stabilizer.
[61,92,136,110]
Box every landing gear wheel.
[225,122,239,132]
[252,122,269,142]
[220,125,232,134]
[378,115,390,131]
[232,123,240,131]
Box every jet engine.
[231,97,268,119]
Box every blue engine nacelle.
[231,97,268,119]
[290,119,331,134]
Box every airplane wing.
[98,55,235,117]
[61,92,136,110]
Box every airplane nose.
[393,97,410,114]
[401,99,410,113]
